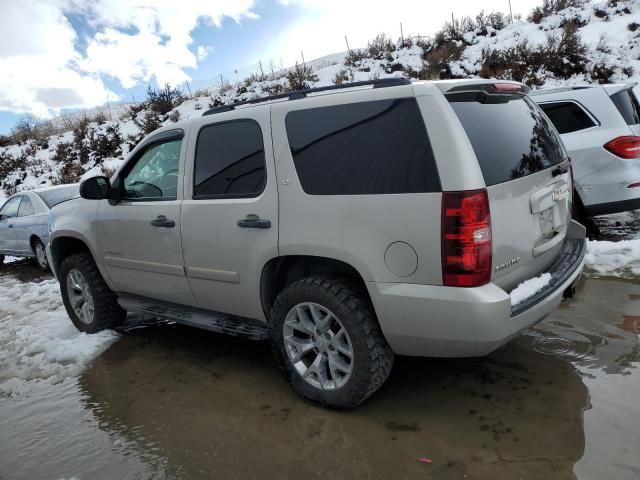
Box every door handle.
[150,215,175,228]
[237,214,271,229]
[8,224,13,228]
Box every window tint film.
[37,185,80,208]
[611,89,640,126]
[0,196,22,218]
[124,139,182,200]
[538,101,597,134]
[448,96,566,186]
[285,98,440,195]
[194,120,266,198]
[18,196,34,217]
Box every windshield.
[36,185,80,208]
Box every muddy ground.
[0,216,638,480]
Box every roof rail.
[202,77,411,116]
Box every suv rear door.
[446,88,571,291]
[180,106,278,321]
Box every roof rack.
[528,85,593,96]
[202,77,411,116]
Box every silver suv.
[531,84,640,216]
[48,78,586,408]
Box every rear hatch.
[446,85,572,291]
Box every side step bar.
[117,294,270,341]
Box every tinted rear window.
[611,89,640,126]
[285,98,440,195]
[448,96,566,186]
[36,185,80,208]
[538,101,597,134]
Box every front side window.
[538,101,597,134]
[0,196,22,219]
[123,138,182,200]
[18,196,34,217]
[193,120,266,199]
[285,98,440,195]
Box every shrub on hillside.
[286,62,319,91]
[146,84,184,115]
[529,0,586,24]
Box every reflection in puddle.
[0,276,638,479]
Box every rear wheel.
[0,253,4,265]
[32,238,49,271]
[60,252,126,333]
[269,276,394,409]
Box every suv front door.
[95,129,197,306]
[181,109,278,320]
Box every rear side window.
[538,101,597,134]
[18,196,35,217]
[611,89,640,126]
[448,96,566,186]
[194,120,266,199]
[0,196,22,218]
[285,98,440,195]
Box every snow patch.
[510,273,553,307]
[0,277,119,396]
[585,238,640,277]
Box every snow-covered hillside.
[1,0,639,200]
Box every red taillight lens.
[604,136,640,159]
[441,189,492,287]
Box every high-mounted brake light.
[492,83,522,93]
[441,189,492,287]
[604,136,640,159]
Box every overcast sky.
[0,0,541,133]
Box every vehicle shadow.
[0,258,51,282]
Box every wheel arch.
[260,255,372,319]
[49,232,101,280]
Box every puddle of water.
[0,271,638,479]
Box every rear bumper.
[584,196,640,216]
[577,160,640,215]
[370,220,587,357]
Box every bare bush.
[286,62,319,91]
[529,0,586,24]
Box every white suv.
[48,78,586,408]
[531,84,640,216]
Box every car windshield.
[36,185,80,208]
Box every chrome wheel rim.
[35,243,47,268]
[66,269,95,324]
[283,302,354,390]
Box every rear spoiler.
[443,82,530,104]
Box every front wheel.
[32,238,49,271]
[270,276,394,409]
[60,252,126,333]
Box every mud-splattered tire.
[32,238,49,271]
[60,252,126,333]
[269,276,394,409]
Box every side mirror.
[80,176,112,200]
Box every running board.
[116,294,269,341]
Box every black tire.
[32,238,50,271]
[269,276,394,409]
[0,253,4,265]
[60,252,126,333]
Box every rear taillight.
[441,189,492,287]
[604,136,640,159]
[492,83,522,93]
